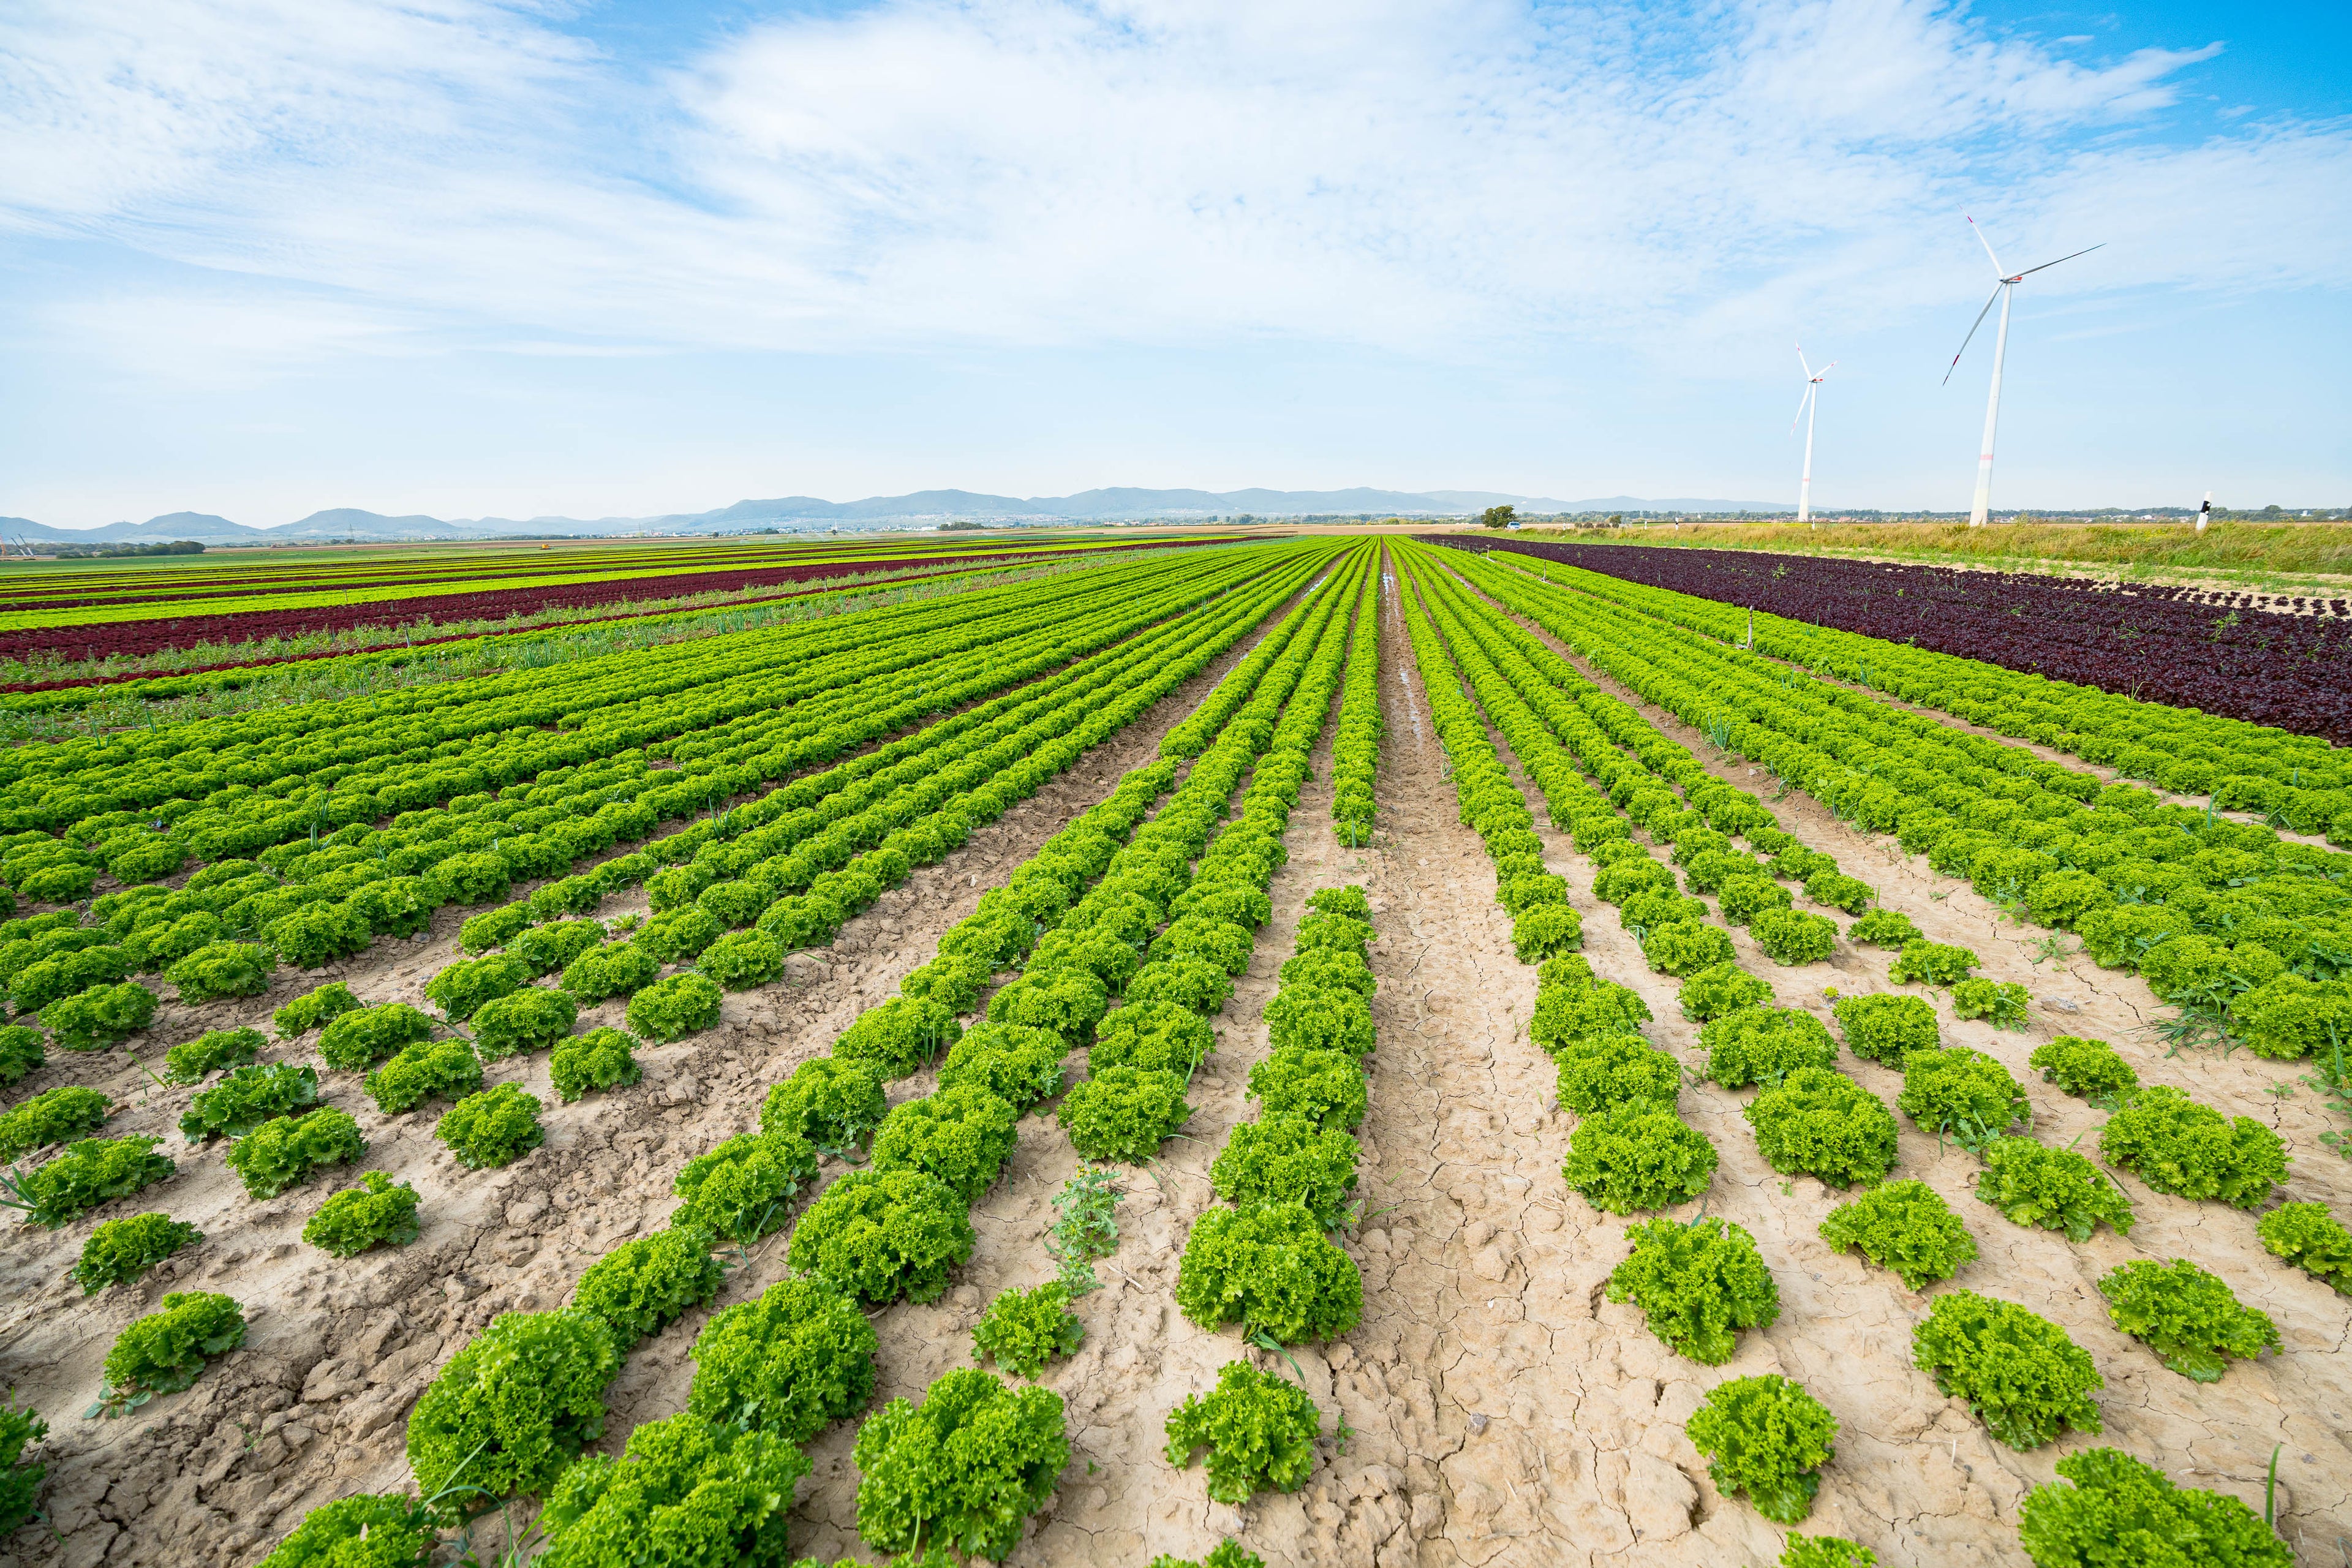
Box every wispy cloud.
[2,0,2345,382]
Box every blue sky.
[2,0,2346,528]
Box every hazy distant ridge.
[0,487,1782,543]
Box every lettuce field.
[0,533,2344,1567]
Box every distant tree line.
[50,539,208,559]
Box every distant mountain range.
[0,488,1782,545]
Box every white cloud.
[1,0,2345,380]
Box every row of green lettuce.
[1401,541,2321,1567]
[238,545,1370,1565]
[0,548,1324,1085]
[1449,549,2352,1072]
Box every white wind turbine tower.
[1943,217,2103,526]
[1792,344,1834,526]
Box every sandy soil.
[7,554,2348,1567]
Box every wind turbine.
[1943,217,2103,526]
[1792,344,1835,526]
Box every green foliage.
[1911,1291,2102,1449]
[1149,1542,1264,1568]
[1246,1046,1366,1131]
[1531,978,1653,1050]
[1642,919,1738,978]
[1512,903,1585,962]
[1563,1106,1717,1213]
[670,1128,821,1243]
[987,967,1111,1044]
[1175,1201,1362,1344]
[1846,909,1921,949]
[93,1291,244,1417]
[1833,993,1940,1065]
[179,1062,320,1142]
[162,1025,263,1085]
[511,919,606,979]
[1719,873,1794,926]
[1751,908,1838,966]
[2097,1258,2278,1382]
[1164,1359,1321,1505]
[1977,1137,2135,1242]
[1701,1006,1838,1088]
[227,1106,365,1197]
[71,1211,201,1294]
[1088,1000,1214,1076]
[627,973,724,1042]
[550,1026,641,1102]
[1819,1179,1978,1290]
[273,981,361,1040]
[405,1307,622,1515]
[760,1056,888,1153]
[1125,956,1234,1016]
[873,1084,1020,1204]
[1803,871,1875,917]
[1209,1114,1360,1229]
[1745,1068,1897,1186]
[1678,962,1773,1022]
[788,1167,976,1306]
[3,1134,173,1226]
[40,980,158,1050]
[699,929,785,990]
[424,953,532,1022]
[1890,939,1978,987]
[538,1412,809,1568]
[635,906,723,964]
[2099,1085,2286,1209]
[1045,1166,1122,1294]
[165,941,275,1002]
[2028,1036,2138,1106]
[253,1493,439,1568]
[2258,1200,2352,1295]
[1898,1047,2030,1152]
[688,1275,878,1441]
[1262,984,1374,1057]
[573,1226,726,1348]
[851,1368,1068,1562]
[459,903,535,954]
[1777,1537,1878,1568]
[0,1396,40,1537]
[267,901,374,968]
[1684,1374,1836,1525]
[364,1036,483,1115]
[936,1022,1067,1115]
[1951,978,2030,1029]
[303,1170,422,1259]
[318,1002,435,1071]
[1058,1065,1191,1163]
[1607,1216,1779,1363]
[2017,1446,2293,1568]
[971,1282,1085,1379]
[0,1084,111,1163]
[468,985,576,1060]
[434,1084,542,1170]
[0,1023,43,1089]
[1554,1033,1681,1115]
[559,940,662,1003]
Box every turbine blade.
[1943,285,2003,385]
[1797,344,1812,377]
[1790,385,1813,433]
[1967,214,2005,277]
[1817,360,1838,380]
[2015,241,2105,278]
